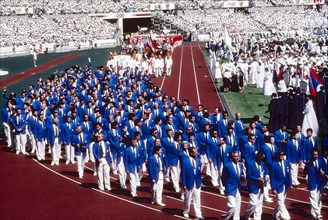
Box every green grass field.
[203,50,271,123]
[220,84,271,124]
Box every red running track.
[1,43,328,219]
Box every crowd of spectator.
[164,7,328,35]
[0,15,117,47]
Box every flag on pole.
[224,26,232,50]
[309,68,324,97]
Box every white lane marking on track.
[177,44,183,99]
[26,154,185,219]
[166,195,226,213]
[202,190,274,210]
[190,42,201,105]
[196,43,226,112]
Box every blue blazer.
[61,122,74,144]
[214,144,233,170]
[270,160,292,193]
[242,142,257,164]
[124,146,142,173]
[181,157,202,190]
[304,157,328,191]
[148,154,166,183]
[222,162,243,196]
[217,119,229,137]
[93,141,112,165]
[234,119,245,138]
[12,114,26,134]
[285,139,302,163]
[168,141,181,166]
[303,138,318,162]
[108,129,121,157]
[72,133,89,156]
[246,160,268,194]
[262,143,278,168]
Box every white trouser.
[218,164,225,192]
[244,191,264,220]
[264,181,271,200]
[291,163,300,185]
[209,162,219,187]
[129,171,138,197]
[273,188,290,220]
[88,144,95,162]
[76,155,86,177]
[309,188,323,218]
[151,171,164,204]
[97,158,110,190]
[171,161,181,192]
[138,163,146,186]
[117,159,127,188]
[166,67,172,76]
[30,133,36,153]
[112,155,117,173]
[200,154,208,173]
[65,144,75,163]
[51,137,61,165]
[36,139,45,160]
[225,190,241,220]
[15,133,27,154]
[3,123,12,147]
[183,185,202,217]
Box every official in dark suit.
[181,147,204,219]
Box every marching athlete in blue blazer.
[148,145,166,206]
[72,126,89,179]
[222,151,244,220]
[244,152,269,220]
[181,147,204,219]
[93,133,112,191]
[270,151,292,220]
[304,149,328,219]
[125,138,143,197]
[285,131,302,186]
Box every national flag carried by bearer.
[309,68,324,97]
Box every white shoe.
[113,170,118,175]
[65,161,70,164]
[16,151,20,154]
[93,172,97,176]
[157,203,166,207]
[51,162,55,166]
[264,198,273,203]
[220,190,224,195]
[79,175,83,179]
[183,213,189,218]
[165,177,170,182]
[71,161,76,164]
